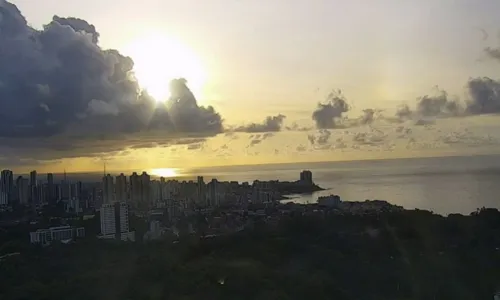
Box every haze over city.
[3,0,500,174]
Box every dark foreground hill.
[1,208,500,300]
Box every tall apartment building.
[0,170,13,205]
[47,173,54,204]
[129,172,141,204]
[140,171,150,207]
[99,202,135,241]
[29,170,37,186]
[102,174,114,204]
[16,176,29,205]
[115,173,127,203]
[300,170,313,185]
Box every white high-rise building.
[99,202,135,241]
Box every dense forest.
[1,208,500,299]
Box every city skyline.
[2,0,500,172]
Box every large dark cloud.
[234,114,286,133]
[0,1,223,157]
[312,90,349,129]
[462,46,500,115]
[466,77,500,115]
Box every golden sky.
[3,0,500,173]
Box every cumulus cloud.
[312,90,349,129]
[466,77,500,115]
[235,114,286,133]
[359,109,376,125]
[416,88,461,117]
[0,1,223,157]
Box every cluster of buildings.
[99,170,316,214]
[0,169,89,213]
[3,169,322,244]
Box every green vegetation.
[1,208,500,299]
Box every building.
[0,193,7,206]
[30,226,85,246]
[318,195,341,207]
[102,174,114,204]
[300,170,313,185]
[144,220,164,241]
[159,177,165,201]
[29,170,37,187]
[197,176,206,207]
[207,179,219,207]
[129,172,141,204]
[150,180,161,207]
[47,173,54,204]
[60,179,70,201]
[115,173,127,203]
[16,176,29,205]
[99,202,135,241]
[0,170,14,205]
[140,172,150,207]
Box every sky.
[2,0,500,173]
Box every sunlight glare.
[150,168,180,178]
[122,32,206,103]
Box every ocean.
[67,155,500,215]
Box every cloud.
[187,142,204,150]
[0,1,224,159]
[359,109,376,125]
[296,145,307,152]
[352,131,387,147]
[88,99,120,116]
[247,132,274,147]
[235,114,286,133]
[466,77,500,115]
[485,47,500,61]
[415,87,461,117]
[249,139,262,146]
[312,90,349,129]
[395,104,413,120]
[307,129,331,146]
[414,119,435,126]
[285,122,312,131]
[478,28,489,41]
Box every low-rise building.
[30,226,85,245]
[318,195,342,207]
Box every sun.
[150,168,180,178]
[122,32,206,103]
